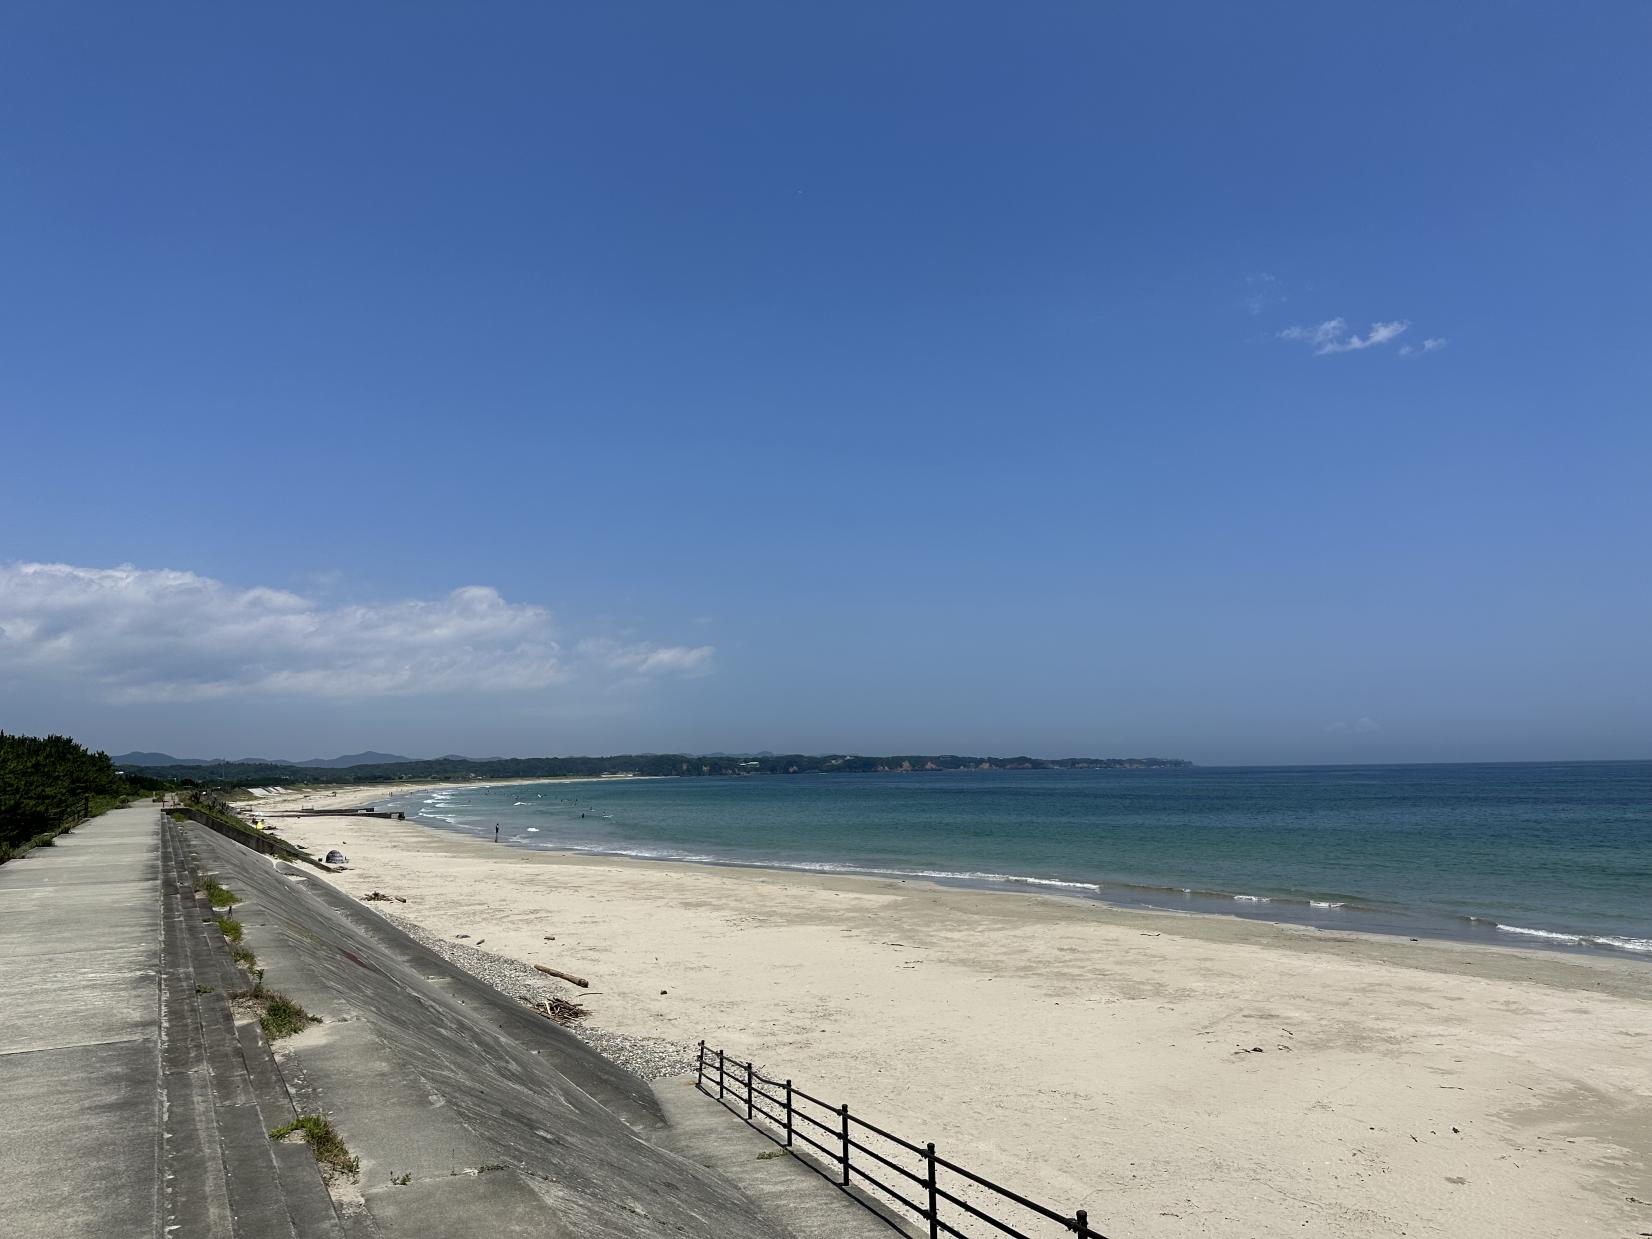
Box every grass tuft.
[269,1114,360,1181]
[200,875,238,908]
[259,992,321,1041]
[214,915,243,943]
[231,945,258,972]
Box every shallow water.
[385,761,1652,958]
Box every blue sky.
[2,2,1649,765]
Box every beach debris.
[533,963,589,988]
[324,849,349,865]
[360,891,406,903]
[543,935,556,941]
[456,933,470,939]
[475,939,486,946]
[518,993,587,1024]
[660,989,668,996]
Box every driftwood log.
[533,963,589,988]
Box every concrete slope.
[159,819,345,1238]
[179,821,793,1239]
[0,805,164,1239]
[651,1080,917,1239]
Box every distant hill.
[113,750,415,769]
[293,751,414,768]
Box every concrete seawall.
[2,807,901,1238]
[178,819,794,1237]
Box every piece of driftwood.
[518,994,587,1024]
[533,963,589,988]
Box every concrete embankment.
[178,820,879,1238]
[0,805,898,1238]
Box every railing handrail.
[694,1040,1107,1239]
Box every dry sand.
[246,783,1652,1239]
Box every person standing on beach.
[494,823,500,843]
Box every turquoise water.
[384,762,1652,957]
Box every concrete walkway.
[0,805,164,1239]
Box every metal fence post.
[1076,1208,1088,1237]
[926,1141,939,1239]
[839,1103,851,1185]
[718,1048,726,1099]
[696,1040,705,1090]
[745,1060,754,1120]
[784,1080,794,1147]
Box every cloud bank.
[0,562,713,703]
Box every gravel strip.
[376,910,695,1080]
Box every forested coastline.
[125,751,1193,787]
[0,732,149,860]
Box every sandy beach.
[245,783,1652,1239]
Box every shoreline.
[275,777,1652,965]
[250,800,1652,1237]
[376,804,1652,995]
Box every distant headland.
[116,752,1194,785]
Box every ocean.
[382,761,1652,957]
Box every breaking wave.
[1496,924,1652,954]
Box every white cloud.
[577,638,715,677]
[1399,337,1447,357]
[0,562,713,703]
[1279,317,1411,355]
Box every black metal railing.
[695,1041,1108,1239]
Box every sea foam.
[1497,924,1652,954]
